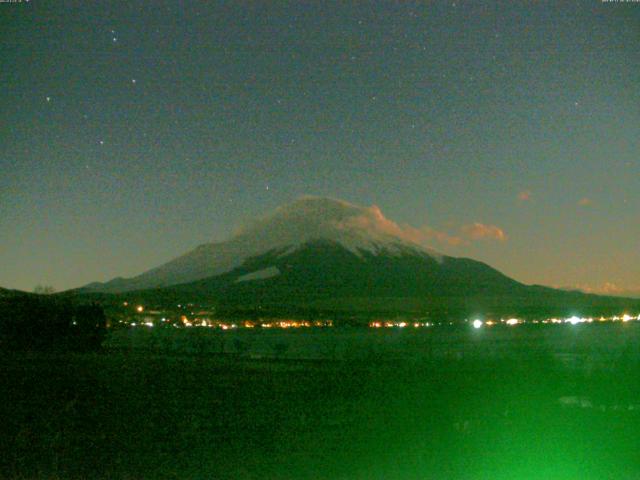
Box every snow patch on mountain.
[235,266,280,283]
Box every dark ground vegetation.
[0,296,106,352]
[2,327,640,479]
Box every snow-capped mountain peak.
[82,196,441,292]
[234,196,439,257]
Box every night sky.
[1,1,639,294]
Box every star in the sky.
[46,96,51,102]
[99,140,105,145]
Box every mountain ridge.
[81,196,441,293]
[73,196,640,319]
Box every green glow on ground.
[3,326,640,479]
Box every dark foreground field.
[2,328,640,479]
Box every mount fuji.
[83,197,445,292]
[79,197,639,318]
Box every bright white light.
[566,316,581,325]
[398,322,407,328]
[144,322,153,327]
[506,318,519,326]
[473,319,483,329]
[622,314,632,322]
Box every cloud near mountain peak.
[237,196,506,250]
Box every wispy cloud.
[518,190,531,201]
[330,203,504,248]
[397,225,465,247]
[393,222,506,247]
[243,197,508,253]
[459,223,507,242]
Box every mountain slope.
[162,239,523,300]
[119,239,640,319]
[0,287,32,298]
[82,196,442,293]
[78,196,640,319]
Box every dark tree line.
[0,296,106,351]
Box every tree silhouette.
[0,297,106,351]
[33,285,56,295]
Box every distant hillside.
[72,197,640,320]
[102,241,640,320]
[0,287,31,299]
